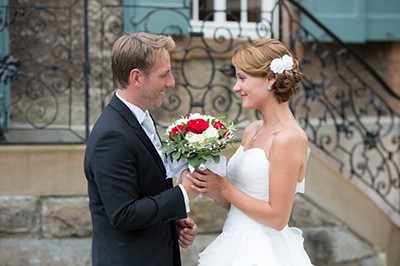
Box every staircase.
[279,1,400,264]
[279,0,400,227]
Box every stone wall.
[0,144,395,266]
[0,196,92,266]
[0,194,387,266]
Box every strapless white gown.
[198,145,313,266]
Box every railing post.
[0,0,9,141]
[0,53,21,142]
[84,0,90,142]
[278,0,282,41]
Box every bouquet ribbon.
[188,156,226,177]
[167,156,227,199]
[166,156,227,182]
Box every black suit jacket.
[84,94,187,266]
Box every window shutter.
[123,0,190,35]
[365,0,400,41]
[301,0,400,43]
[301,0,366,43]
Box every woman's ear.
[268,77,276,86]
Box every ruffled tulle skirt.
[198,207,313,266]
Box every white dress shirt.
[115,92,190,213]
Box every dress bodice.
[198,145,313,266]
[199,145,313,266]
[227,145,305,202]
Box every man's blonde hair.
[111,32,175,89]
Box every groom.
[84,32,198,265]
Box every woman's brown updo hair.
[232,39,304,103]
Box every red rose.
[187,119,210,134]
[213,121,228,137]
[213,121,226,130]
[169,124,187,140]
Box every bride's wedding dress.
[198,145,313,266]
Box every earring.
[267,85,271,91]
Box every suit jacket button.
[169,240,174,246]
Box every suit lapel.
[108,94,167,178]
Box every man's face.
[139,49,175,110]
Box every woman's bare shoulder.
[273,124,308,154]
[241,120,262,144]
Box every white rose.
[188,113,203,120]
[185,131,206,144]
[176,118,189,126]
[281,54,294,69]
[270,54,293,74]
[203,126,219,139]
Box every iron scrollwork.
[0,0,87,143]
[283,0,400,220]
[0,53,20,84]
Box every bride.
[188,39,314,266]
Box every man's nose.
[166,73,175,88]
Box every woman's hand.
[188,169,228,196]
[180,169,201,199]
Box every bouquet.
[162,113,237,179]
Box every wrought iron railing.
[281,0,400,223]
[0,0,88,144]
[0,0,399,223]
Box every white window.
[191,0,277,40]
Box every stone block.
[181,233,219,266]
[0,196,40,234]
[304,226,376,265]
[303,227,333,264]
[330,227,376,264]
[0,145,87,196]
[290,194,340,227]
[188,197,227,234]
[0,238,91,266]
[42,197,92,238]
[361,253,387,266]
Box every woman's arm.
[189,129,308,231]
[198,121,261,211]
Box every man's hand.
[176,217,198,249]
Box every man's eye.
[161,72,169,79]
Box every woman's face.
[233,67,270,110]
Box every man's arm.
[91,130,187,231]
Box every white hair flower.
[270,54,294,74]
